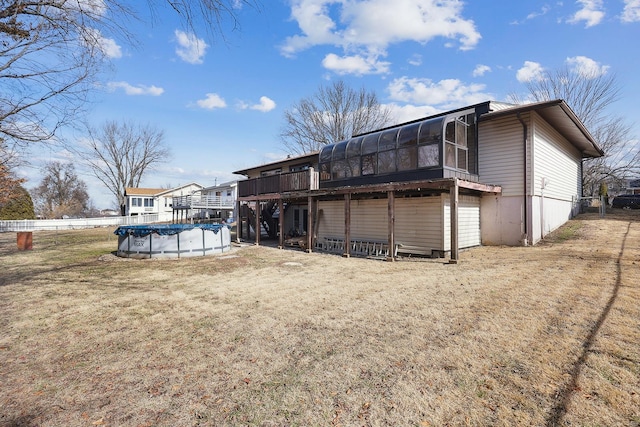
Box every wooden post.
[278,198,284,249]
[236,200,242,243]
[255,200,260,246]
[343,193,351,258]
[387,190,395,262]
[450,178,459,264]
[307,196,314,252]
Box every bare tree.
[0,138,24,206]
[511,67,640,195]
[0,0,256,150]
[81,121,170,215]
[281,80,393,155]
[32,162,90,218]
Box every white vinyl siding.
[459,195,481,248]
[478,115,529,196]
[350,199,387,241]
[317,200,344,238]
[532,113,581,201]
[443,194,480,250]
[317,195,480,253]
[395,196,443,250]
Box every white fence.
[0,212,173,232]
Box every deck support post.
[450,178,459,264]
[236,200,242,243]
[254,200,260,246]
[343,193,351,258]
[387,190,395,262]
[307,196,314,252]
[278,198,284,249]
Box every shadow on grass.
[545,221,631,426]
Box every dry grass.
[1,211,639,427]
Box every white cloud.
[566,55,609,77]
[384,103,441,124]
[281,0,481,63]
[83,28,122,59]
[107,81,164,96]
[568,0,605,27]
[516,61,545,82]
[321,53,390,75]
[526,5,551,20]
[387,77,491,108]
[621,0,640,22]
[196,93,227,110]
[241,96,277,112]
[408,54,422,66]
[74,0,107,16]
[174,30,208,64]
[472,64,491,77]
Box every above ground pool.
[114,223,231,258]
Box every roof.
[124,187,164,196]
[480,99,604,158]
[233,152,318,176]
[125,182,204,197]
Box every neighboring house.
[626,179,640,195]
[124,183,204,216]
[233,100,603,262]
[172,180,240,222]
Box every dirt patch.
[1,211,639,426]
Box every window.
[346,137,362,177]
[444,116,470,171]
[377,129,398,174]
[419,145,440,168]
[226,190,232,196]
[417,118,443,169]
[290,163,310,172]
[319,145,333,181]
[397,123,420,171]
[331,141,348,179]
[144,198,154,207]
[131,197,142,207]
[260,168,281,177]
[362,154,376,175]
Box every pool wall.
[115,224,231,259]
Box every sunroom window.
[418,118,442,168]
[346,137,362,177]
[444,116,469,171]
[377,129,398,174]
[361,133,379,175]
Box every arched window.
[378,129,398,174]
[361,133,379,175]
[331,141,348,179]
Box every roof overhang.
[233,152,319,177]
[480,99,604,158]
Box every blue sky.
[24,0,640,208]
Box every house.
[124,182,204,216]
[233,99,603,262]
[626,179,640,195]
[171,180,239,223]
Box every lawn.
[1,211,639,426]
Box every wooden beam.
[278,199,284,249]
[450,178,459,264]
[236,200,242,243]
[387,190,395,262]
[343,193,351,258]
[255,201,260,246]
[307,196,314,252]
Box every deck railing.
[172,194,235,210]
[238,168,319,197]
